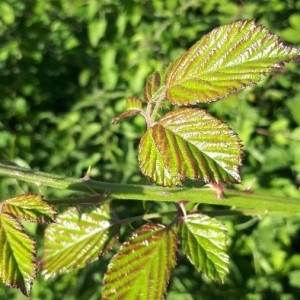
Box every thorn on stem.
[242,181,255,194]
[82,166,92,181]
[176,200,188,217]
[208,181,225,199]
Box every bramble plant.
[0,20,300,299]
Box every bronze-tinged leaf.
[164,20,300,105]
[42,204,115,279]
[112,96,142,123]
[1,193,56,223]
[143,72,161,102]
[138,108,242,186]
[126,96,143,110]
[0,213,36,296]
[179,214,229,283]
[139,127,182,186]
[102,223,178,300]
[112,109,141,124]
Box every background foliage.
[0,0,300,299]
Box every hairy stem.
[149,87,167,122]
[1,162,300,215]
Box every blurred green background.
[0,0,300,299]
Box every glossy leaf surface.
[164,20,300,105]
[179,214,229,282]
[42,204,113,278]
[139,108,242,186]
[139,125,182,186]
[0,213,36,296]
[1,193,56,223]
[102,223,177,300]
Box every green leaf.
[143,71,161,102]
[112,96,143,123]
[1,193,56,223]
[0,2,15,25]
[164,20,300,105]
[139,126,182,186]
[179,214,229,282]
[88,19,107,47]
[0,213,36,296]
[42,204,114,279]
[102,223,178,300]
[126,96,143,110]
[139,108,242,186]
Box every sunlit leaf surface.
[42,204,114,278]
[180,214,229,282]
[1,193,56,223]
[164,20,300,105]
[139,126,182,186]
[139,108,242,186]
[0,213,36,296]
[102,223,178,300]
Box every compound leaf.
[179,214,229,282]
[0,213,36,296]
[42,204,114,279]
[164,20,300,105]
[1,193,56,223]
[139,108,242,186]
[102,223,178,300]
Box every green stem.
[114,211,172,225]
[149,87,166,122]
[46,195,106,205]
[1,162,300,215]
